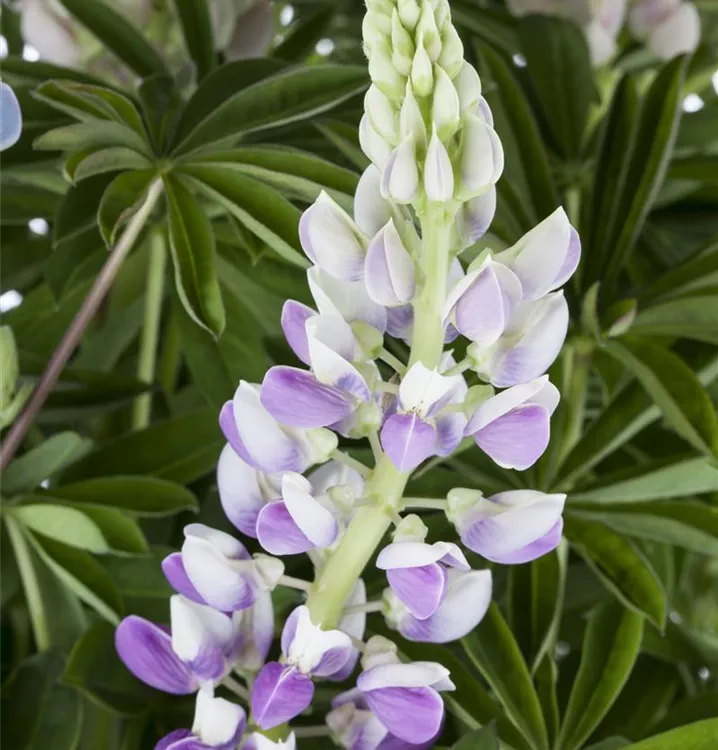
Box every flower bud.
[457,186,497,248]
[300,191,367,282]
[410,43,434,97]
[416,0,442,60]
[450,489,566,564]
[368,39,406,100]
[0,83,22,152]
[459,112,504,198]
[438,23,464,79]
[424,128,454,202]
[399,81,428,146]
[398,0,421,29]
[454,60,482,114]
[365,84,399,146]
[432,66,460,140]
[354,165,393,238]
[365,219,416,307]
[359,114,392,170]
[382,137,420,204]
[647,2,700,59]
[362,11,390,52]
[391,9,415,76]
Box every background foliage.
[1,1,718,748]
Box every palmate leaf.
[627,719,718,750]
[98,169,158,248]
[11,504,109,554]
[180,165,307,267]
[630,295,718,344]
[174,64,368,155]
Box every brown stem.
[0,180,164,472]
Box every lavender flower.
[115,1,582,746]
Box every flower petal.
[365,220,416,307]
[381,137,419,204]
[217,444,272,538]
[193,686,247,749]
[230,591,274,671]
[386,564,447,620]
[261,366,355,428]
[282,472,338,548]
[155,729,193,750]
[362,686,444,744]
[162,553,206,605]
[251,663,314,730]
[300,192,366,281]
[398,362,457,416]
[256,501,313,555]
[115,616,196,694]
[355,165,393,238]
[424,129,454,202]
[381,413,437,472]
[171,596,232,681]
[489,519,563,564]
[458,187,497,247]
[474,403,551,470]
[221,382,305,473]
[0,82,22,152]
[399,569,492,643]
[281,300,314,365]
[308,267,387,333]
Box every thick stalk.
[132,229,166,430]
[0,180,163,471]
[307,210,454,628]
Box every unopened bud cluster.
[361,0,503,210]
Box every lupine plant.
[113,3,579,745]
[2,1,718,750]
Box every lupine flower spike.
[115,0,580,746]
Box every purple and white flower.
[469,291,570,387]
[300,191,368,282]
[384,568,492,644]
[443,254,522,347]
[252,606,355,729]
[448,488,566,564]
[465,375,560,470]
[219,381,337,473]
[256,472,340,555]
[348,637,455,744]
[365,220,416,307]
[0,82,22,152]
[181,525,283,612]
[115,595,237,694]
[376,518,470,620]
[155,685,247,750]
[493,207,580,301]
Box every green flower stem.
[132,228,166,430]
[306,211,455,630]
[559,337,594,463]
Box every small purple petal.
[261,366,355,428]
[115,616,196,695]
[474,403,550,470]
[281,300,314,365]
[454,266,508,347]
[363,686,444,744]
[251,663,314,730]
[489,519,563,564]
[553,226,581,290]
[381,413,437,472]
[435,412,465,457]
[217,444,271,538]
[162,553,206,605]
[256,501,313,556]
[386,305,413,341]
[386,564,448,620]
[155,729,192,750]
